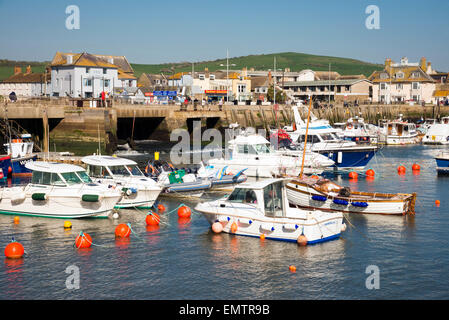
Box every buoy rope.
[342,213,370,241]
[74,231,110,248]
[126,223,145,241]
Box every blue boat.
[435,152,449,174]
[1,134,37,177]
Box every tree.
[267,85,286,103]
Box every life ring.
[347,124,353,130]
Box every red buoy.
[145,212,160,226]
[4,241,24,259]
[177,206,192,218]
[349,171,358,180]
[75,232,92,249]
[297,235,308,246]
[157,204,166,213]
[289,265,297,272]
[398,165,406,174]
[436,200,441,207]
[365,169,375,177]
[115,223,131,238]
[412,164,421,171]
[230,222,238,233]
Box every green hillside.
[131,52,383,78]
[0,52,383,81]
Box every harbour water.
[1,143,449,300]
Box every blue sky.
[1,0,448,70]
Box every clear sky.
[1,0,448,70]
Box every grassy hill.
[131,52,383,78]
[0,52,383,81]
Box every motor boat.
[334,116,379,144]
[422,117,449,145]
[1,133,37,177]
[377,115,419,145]
[82,155,162,209]
[435,151,449,174]
[194,178,344,244]
[145,160,212,197]
[0,161,122,219]
[286,175,417,216]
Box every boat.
[285,176,417,216]
[417,118,438,135]
[333,116,380,144]
[377,115,419,145]
[145,160,212,197]
[285,105,378,170]
[0,161,122,219]
[422,117,449,145]
[207,131,332,178]
[1,133,37,177]
[194,178,344,244]
[435,151,449,174]
[82,155,162,209]
[196,162,248,191]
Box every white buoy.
[112,212,120,219]
[341,223,347,232]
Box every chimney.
[14,66,22,74]
[25,65,32,74]
[250,67,255,72]
[427,61,432,74]
[242,67,247,77]
[285,68,290,72]
[204,67,209,72]
[420,57,427,71]
[385,58,392,73]
[108,57,114,65]
[268,71,272,84]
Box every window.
[84,78,92,86]
[298,135,321,144]
[199,74,205,80]
[210,75,215,80]
[412,72,420,78]
[87,165,111,178]
[263,182,284,217]
[395,72,404,79]
[253,144,271,154]
[396,83,403,90]
[76,171,93,183]
[412,82,420,90]
[104,79,110,87]
[238,84,246,93]
[31,171,65,185]
[86,68,91,73]
[380,83,387,90]
[228,188,257,204]
[103,68,107,74]
[61,172,82,185]
[127,165,143,176]
[109,165,131,176]
[380,73,389,80]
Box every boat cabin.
[26,162,92,186]
[227,134,274,158]
[226,179,288,217]
[82,155,144,179]
[4,134,34,158]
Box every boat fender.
[333,198,349,206]
[283,224,299,231]
[260,223,275,232]
[312,195,327,202]
[238,218,252,225]
[82,194,100,202]
[31,193,48,201]
[10,192,26,204]
[351,201,368,208]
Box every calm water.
[1,143,449,300]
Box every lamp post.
[220,49,236,103]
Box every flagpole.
[299,97,313,179]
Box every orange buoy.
[75,232,92,249]
[289,265,297,272]
[230,222,238,233]
[297,235,308,246]
[13,216,20,224]
[412,163,421,171]
[398,165,406,174]
[310,175,320,180]
[157,204,166,213]
[4,241,24,259]
[349,171,358,180]
[260,234,266,241]
[436,200,441,206]
[145,212,160,226]
[211,222,223,233]
[177,206,192,218]
[365,169,375,177]
[115,223,131,238]
[7,166,12,174]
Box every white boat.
[2,133,37,177]
[333,116,379,144]
[435,151,449,174]
[82,155,162,209]
[285,176,417,216]
[194,178,344,244]
[0,161,122,219]
[207,133,330,178]
[422,117,449,145]
[377,115,419,145]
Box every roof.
[82,155,137,166]
[118,69,137,80]
[1,72,49,83]
[25,161,86,173]
[369,65,434,83]
[314,71,341,80]
[251,76,269,88]
[283,79,371,87]
[51,52,118,69]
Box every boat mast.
[299,97,313,178]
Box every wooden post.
[300,98,313,178]
[42,108,49,153]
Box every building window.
[395,72,404,79]
[103,68,107,74]
[84,79,92,86]
[380,83,387,90]
[86,68,91,74]
[238,84,246,93]
[412,95,420,102]
[412,72,420,78]
[380,73,389,80]
[199,74,205,80]
[104,79,110,87]
[396,83,403,90]
[412,82,420,90]
[210,75,215,80]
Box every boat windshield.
[61,172,83,185]
[76,171,93,183]
[227,188,258,204]
[253,143,272,154]
[109,165,131,176]
[127,165,144,176]
[32,171,66,186]
[321,133,337,141]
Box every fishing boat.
[377,115,419,145]
[435,151,449,174]
[82,155,162,209]
[0,161,122,219]
[194,178,344,244]
[145,160,212,197]
[422,117,449,145]
[207,131,332,178]
[285,176,417,216]
[1,133,37,177]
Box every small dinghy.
[146,160,211,197]
[286,176,417,216]
[0,161,122,219]
[196,162,248,191]
[195,178,344,244]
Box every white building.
[0,66,50,98]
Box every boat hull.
[320,148,376,169]
[113,188,161,209]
